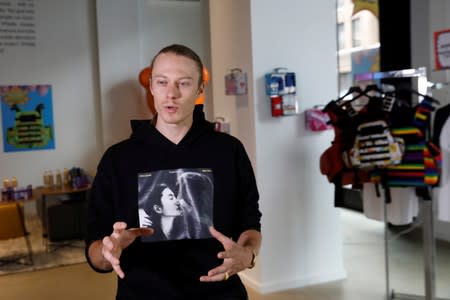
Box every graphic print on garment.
[138,168,214,242]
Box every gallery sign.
[434,29,450,70]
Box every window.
[336,1,380,95]
[339,72,352,92]
[338,23,345,50]
[352,18,361,47]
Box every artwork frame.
[1,84,55,152]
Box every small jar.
[55,169,62,187]
[48,170,54,187]
[11,176,18,188]
[3,178,11,189]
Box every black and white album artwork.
[138,168,214,242]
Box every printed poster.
[434,29,450,70]
[138,168,214,242]
[1,85,54,152]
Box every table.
[34,184,90,252]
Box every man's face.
[150,53,202,128]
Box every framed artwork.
[434,29,450,70]
[1,84,54,152]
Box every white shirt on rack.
[437,116,450,222]
[362,183,418,225]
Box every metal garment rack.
[354,67,449,300]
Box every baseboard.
[435,220,450,242]
[240,269,347,294]
[239,272,261,291]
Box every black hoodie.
[86,105,261,299]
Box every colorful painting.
[351,46,380,76]
[1,85,54,152]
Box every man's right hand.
[102,222,153,279]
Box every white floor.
[248,208,450,300]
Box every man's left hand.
[199,227,253,282]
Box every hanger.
[323,86,361,113]
[364,84,383,94]
[325,84,384,116]
[336,86,363,103]
[337,84,383,108]
[396,88,440,105]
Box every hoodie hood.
[129,104,214,147]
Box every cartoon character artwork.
[1,85,55,152]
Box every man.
[85,44,262,299]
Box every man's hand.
[101,222,153,279]
[199,227,255,282]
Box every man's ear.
[153,205,163,214]
[197,82,205,96]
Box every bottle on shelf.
[63,168,69,185]
[48,170,54,188]
[55,169,62,187]
[11,176,18,188]
[3,178,11,189]
[43,171,48,188]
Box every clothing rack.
[354,67,449,300]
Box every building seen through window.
[337,0,380,96]
[352,18,361,47]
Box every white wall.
[208,0,256,172]
[250,0,345,292]
[209,0,345,293]
[139,0,213,119]
[96,0,209,149]
[139,0,206,65]
[428,0,450,242]
[0,0,101,186]
[7,0,450,295]
[96,0,146,149]
[208,0,260,285]
[411,0,450,242]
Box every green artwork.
[1,85,55,152]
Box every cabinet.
[34,185,89,248]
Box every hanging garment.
[344,120,404,169]
[369,97,441,187]
[381,127,440,186]
[362,183,418,225]
[437,116,450,222]
[432,104,450,146]
[320,88,388,207]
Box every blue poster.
[1,85,55,152]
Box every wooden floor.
[1,209,449,300]
[0,263,347,300]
